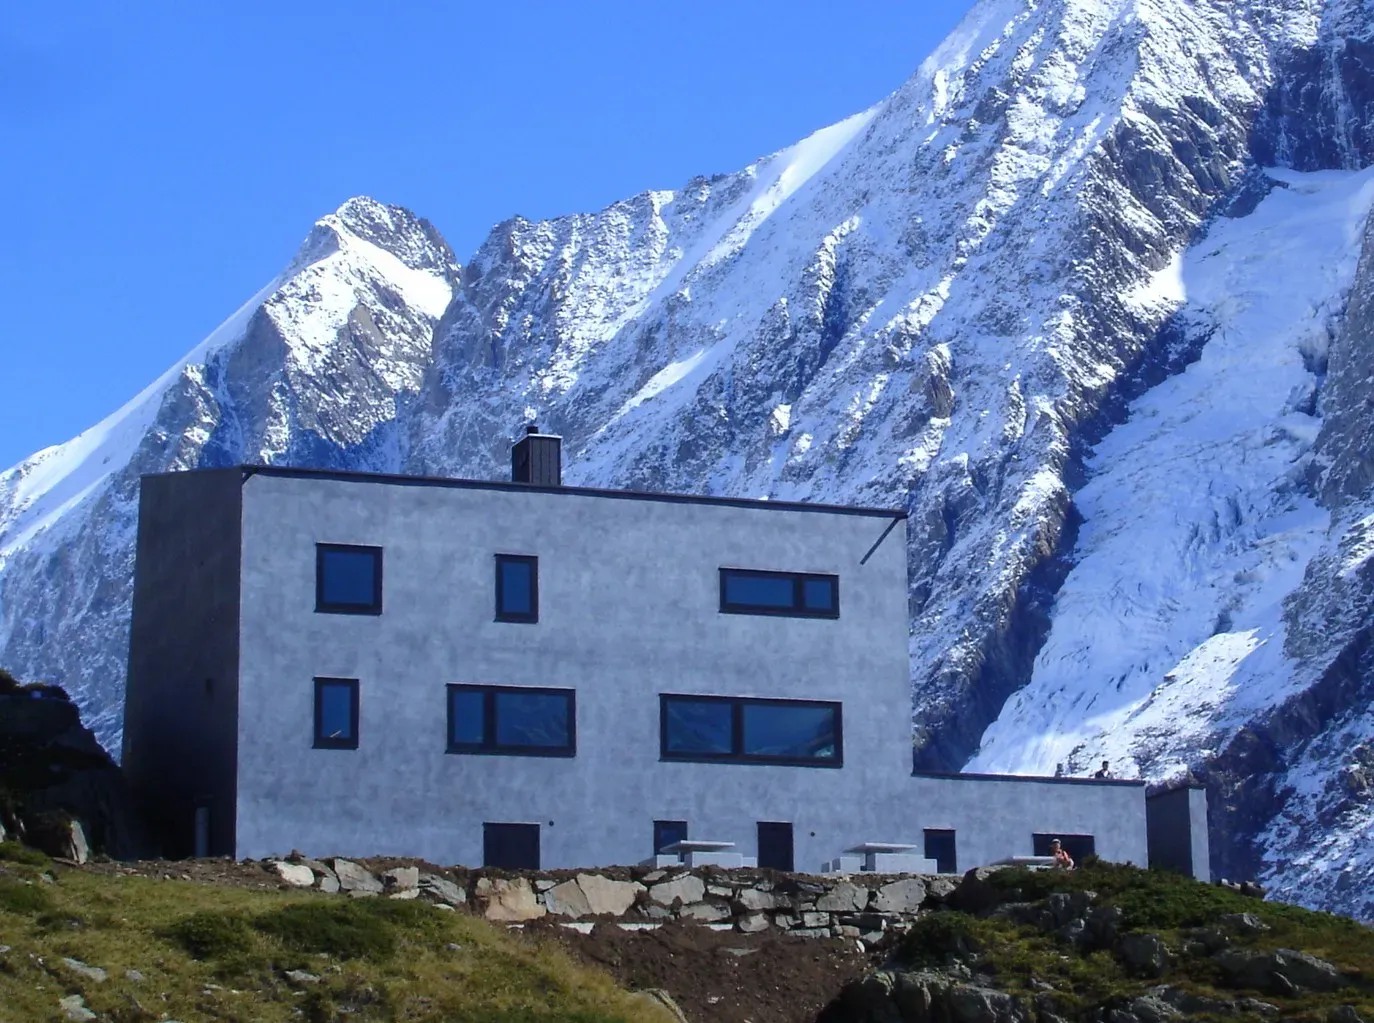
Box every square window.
[316,544,382,614]
[495,554,538,623]
[447,684,574,757]
[314,677,359,749]
[802,576,837,612]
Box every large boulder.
[475,877,546,922]
[1215,948,1348,994]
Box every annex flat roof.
[147,464,908,520]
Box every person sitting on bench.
[1049,838,1074,870]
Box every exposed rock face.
[0,675,144,858]
[1,0,1374,918]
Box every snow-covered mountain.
[3,0,1373,916]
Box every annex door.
[757,821,794,871]
[484,822,540,869]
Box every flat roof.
[149,464,907,519]
[912,769,1146,789]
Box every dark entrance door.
[484,822,540,869]
[757,821,794,871]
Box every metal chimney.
[511,424,562,486]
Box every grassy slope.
[0,845,673,1023]
[898,862,1374,1020]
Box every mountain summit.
[3,0,1373,916]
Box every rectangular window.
[495,554,538,622]
[484,822,540,870]
[924,828,957,874]
[316,544,383,614]
[654,820,688,855]
[719,568,838,618]
[1033,833,1096,866]
[660,694,841,767]
[314,677,359,749]
[447,684,574,757]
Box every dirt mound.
[532,917,887,1023]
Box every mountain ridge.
[3,0,1374,918]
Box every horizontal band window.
[719,568,838,618]
[660,694,841,767]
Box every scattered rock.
[331,859,382,894]
[1329,1007,1367,1023]
[649,874,705,906]
[1046,890,1096,926]
[630,988,690,1023]
[815,882,866,913]
[1215,948,1347,994]
[873,878,927,914]
[419,874,466,906]
[59,994,97,1021]
[445,942,462,952]
[952,866,1013,915]
[545,878,593,918]
[271,861,316,887]
[61,957,107,983]
[284,969,320,986]
[736,887,783,911]
[577,873,644,916]
[680,901,732,922]
[533,879,557,892]
[388,888,420,900]
[477,877,546,922]
[1218,912,1270,935]
[124,968,145,982]
[1119,933,1170,978]
[927,876,959,901]
[737,911,770,933]
[318,874,340,894]
[381,866,419,891]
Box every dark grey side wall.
[122,469,243,858]
[1145,786,1210,882]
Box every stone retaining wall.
[265,854,959,943]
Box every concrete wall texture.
[126,465,1163,873]
[1146,786,1211,883]
[123,469,243,858]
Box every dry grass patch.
[0,858,677,1023]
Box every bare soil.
[530,917,889,1023]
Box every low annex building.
[122,427,1208,878]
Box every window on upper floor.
[495,554,539,623]
[719,568,838,618]
[659,694,842,767]
[316,544,383,614]
[447,684,574,756]
[314,677,359,749]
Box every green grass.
[0,857,676,1023]
[895,863,1374,1022]
[0,840,51,867]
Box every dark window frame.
[315,543,383,615]
[659,693,843,768]
[495,554,539,623]
[313,676,360,750]
[446,683,575,758]
[718,568,839,619]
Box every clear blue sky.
[1,1,972,470]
